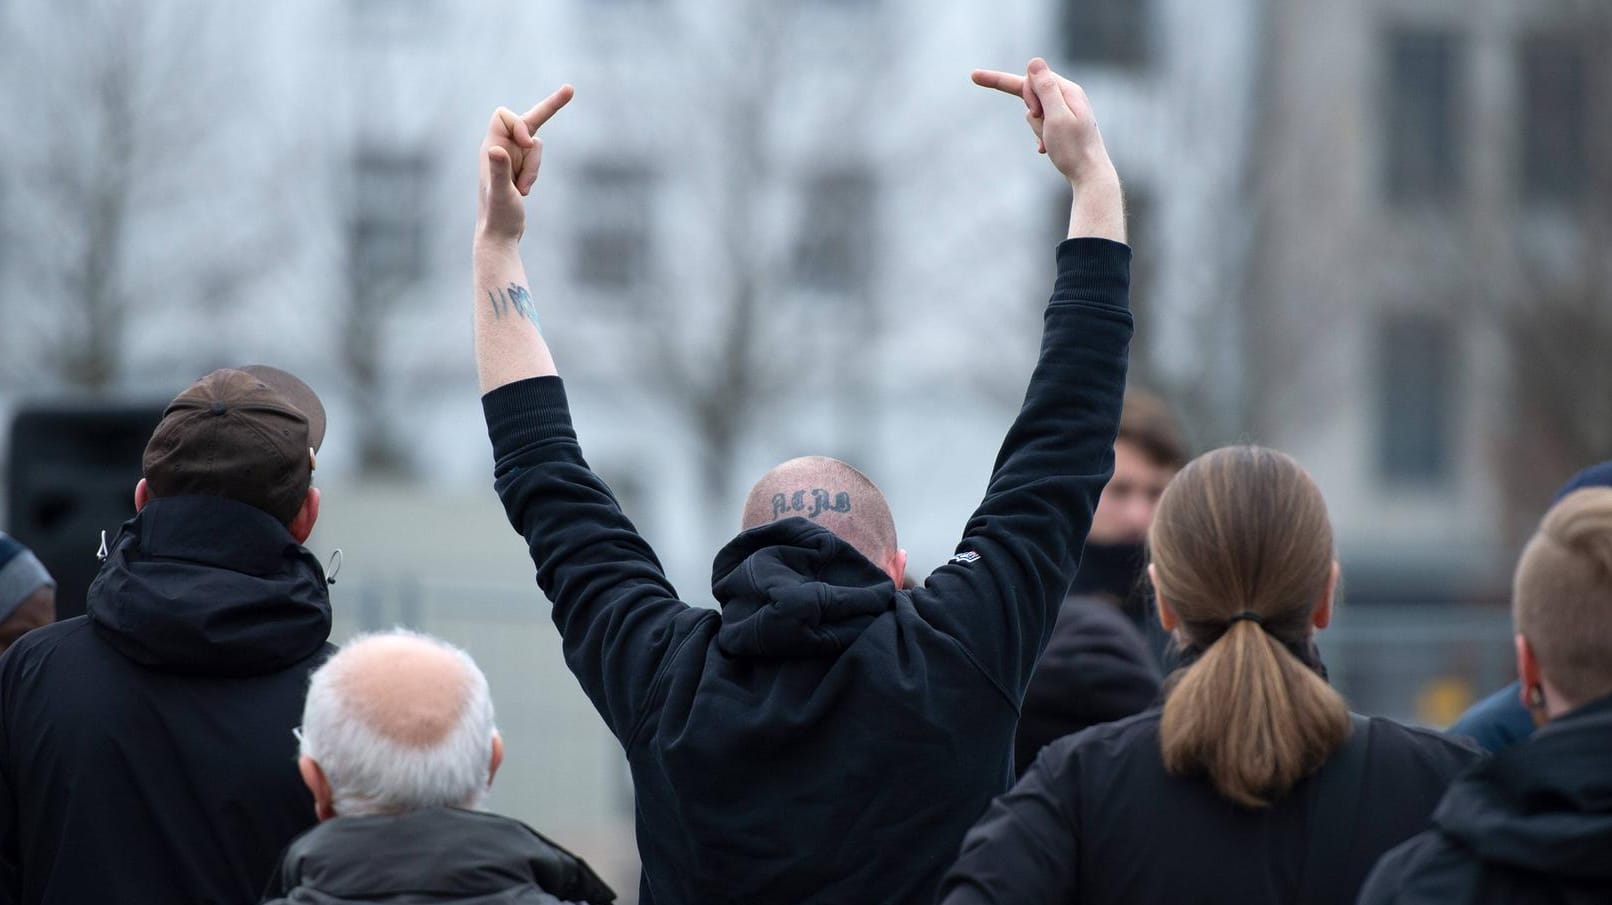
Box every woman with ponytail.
[939,447,1480,905]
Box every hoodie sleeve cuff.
[1051,237,1131,310]
[481,376,577,463]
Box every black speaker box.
[6,405,163,621]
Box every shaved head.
[300,630,498,817]
[742,456,899,570]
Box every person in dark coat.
[0,533,55,654]
[1013,599,1159,777]
[0,366,334,905]
[1446,459,1612,753]
[1013,391,1186,775]
[262,630,614,905]
[1359,487,1612,904]
[1071,389,1190,664]
[1446,682,1534,753]
[939,447,1481,905]
[469,61,1132,904]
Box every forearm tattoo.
[486,282,540,330]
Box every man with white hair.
[261,630,615,905]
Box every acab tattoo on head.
[773,489,853,521]
[486,282,540,330]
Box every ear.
[134,478,151,511]
[488,732,505,788]
[1516,633,1543,705]
[288,487,321,544]
[298,755,336,822]
[886,549,909,587]
[1149,563,1179,631]
[1313,561,1339,630]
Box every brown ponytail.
[1150,446,1351,808]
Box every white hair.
[300,629,497,817]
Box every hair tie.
[1227,611,1264,627]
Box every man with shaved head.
[740,456,905,581]
[472,59,1132,904]
[262,630,615,905]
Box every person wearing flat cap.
[0,534,55,655]
[0,366,336,905]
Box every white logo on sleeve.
[948,551,982,565]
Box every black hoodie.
[0,495,333,905]
[1358,693,1612,904]
[484,238,1132,905]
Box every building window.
[792,168,876,295]
[1382,27,1465,204]
[1517,33,1589,202]
[1060,0,1150,68]
[350,149,431,289]
[1376,313,1455,485]
[574,163,654,291]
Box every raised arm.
[915,59,1132,701]
[970,60,1126,242]
[474,88,698,743]
[474,88,570,391]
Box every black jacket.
[1447,681,1536,754]
[1063,541,1173,669]
[1013,596,1159,777]
[1358,693,1612,904]
[261,808,616,904]
[940,706,1481,905]
[0,496,333,905]
[484,238,1133,905]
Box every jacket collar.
[276,808,615,903]
[1434,691,1612,878]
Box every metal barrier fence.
[1319,603,1516,726]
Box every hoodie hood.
[710,517,896,659]
[1435,692,1612,878]
[87,495,332,676]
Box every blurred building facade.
[11,0,1602,601]
[1233,0,1612,603]
[0,0,1260,588]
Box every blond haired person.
[940,447,1480,905]
[1360,488,1612,904]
